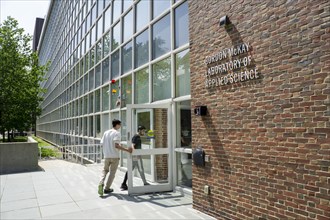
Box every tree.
[0,17,47,141]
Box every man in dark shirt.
[120,125,149,190]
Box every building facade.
[37,0,329,219]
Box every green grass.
[0,136,28,142]
[32,136,52,147]
[32,136,62,158]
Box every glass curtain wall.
[37,0,190,182]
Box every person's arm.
[115,142,132,152]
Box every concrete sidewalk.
[0,159,215,219]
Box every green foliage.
[40,147,61,158]
[12,136,28,142]
[0,17,48,141]
[32,136,51,147]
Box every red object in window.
[111,79,116,84]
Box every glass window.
[174,2,189,48]
[104,6,111,32]
[83,95,88,114]
[97,0,104,17]
[84,74,88,93]
[92,5,97,24]
[89,69,94,90]
[89,93,94,113]
[102,85,109,111]
[122,41,132,74]
[134,29,149,68]
[152,14,170,59]
[111,81,120,109]
[153,57,171,101]
[103,31,110,57]
[153,0,170,19]
[112,0,122,23]
[111,50,120,79]
[91,25,96,45]
[135,0,149,33]
[83,117,87,136]
[123,10,133,43]
[96,115,101,138]
[101,113,109,135]
[112,22,121,51]
[89,116,94,136]
[120,110,127,141]
[102,57,109,84]
[96,41,102,63]
[121,75,132,108]
[123,0,132,12]
[135,68,149,104]
[79,78,83,96]
[90,46,95,67]
[95,89,100,112]
[97,18,103,40]
[175,49,190,97]
[95,63,101,88]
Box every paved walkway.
[0,159,215,219]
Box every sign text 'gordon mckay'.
[204,42,259,88]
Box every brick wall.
[189,0,329,219]
[154,109,168,181]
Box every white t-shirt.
[100,128,121,158]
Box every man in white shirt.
[98,119,132,196]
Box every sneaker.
[98,184,104,196]
[120,184,128,190]
[104,188,114,194]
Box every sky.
[0,0,50,37]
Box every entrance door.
[127,103,172,195]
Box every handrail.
[60,144,103,164]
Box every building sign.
[204,42,259,88]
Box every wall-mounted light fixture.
[219,15,230,27]
[194,106,207,116]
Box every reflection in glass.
[176,152,192,187]
[152,14,170,59]
[175,49,190,97]
[174,2,189,48]
[101,113,109,135]
[104,7,111,32]
[102,85,109,111]
[95,89,100,112]
[112,0,121,23]
[112,22,121,51]
[135,0,149,33]
[153,57,171,101]
[89,70,94,90]
[89,116,94,137]
[103,32,110,57]
[135,68,149,104]
[89,93,94,114]
[121,75,132,108]
[96,115,101,138]
[123,10,133,43]
[122,41,132,74]
[111,50,120,79]
[134,29,149,68]
[102,57,109,84]
[153,0,170,19]
[111,81,120,109]
[95,63,101,88]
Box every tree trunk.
[7,129,10,142]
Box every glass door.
[127,103,172,195]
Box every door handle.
[127,132,130,141]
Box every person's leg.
[137,157,148,185]
[99,158,111,185]
[98,158,111,195]
[104,158,119,190]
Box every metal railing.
[60,144,103,164]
